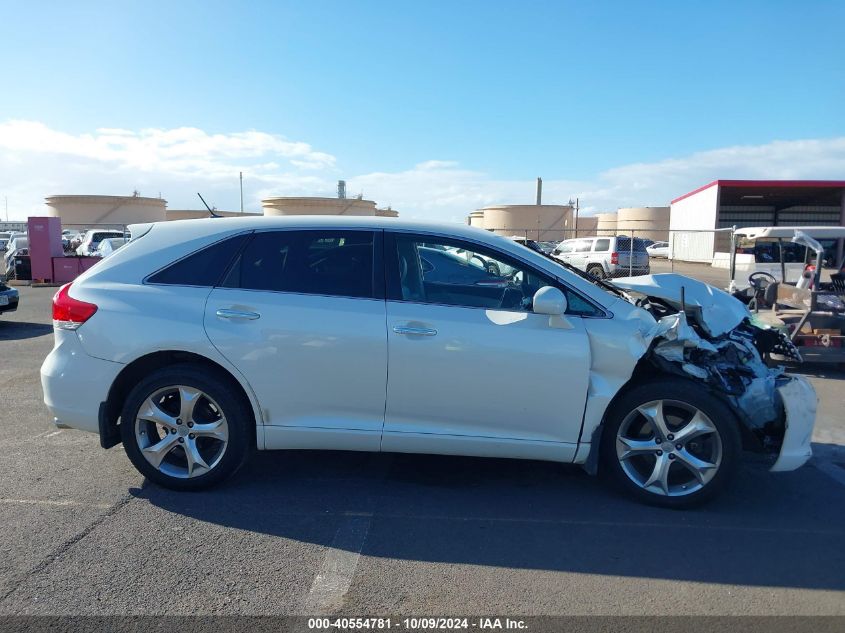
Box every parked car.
[2,231,25,251]
[0,281,19,315]
[68,231,86,252]
[96,237,128,258]
[646,241,670,258]
[75,230,126,256]
[4,236,28,271]
[552,235,650,279]
[509,236,549,255]
[445,245,519,278]
[537,241,558,255]
[41,217,816,508]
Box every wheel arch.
[100,350,262,449]
[581,360,753,476]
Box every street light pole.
[239,172,244,214]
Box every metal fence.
[485,226,734,283]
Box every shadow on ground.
[0,321,52,341]
[133,442,845,591]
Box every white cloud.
[350,138,845,220]
[0,120,338,217]
[1,119,843,221]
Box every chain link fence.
[486,226,734,285]
[3,222,131,282]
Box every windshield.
[734,237,842,268]
[533,247,627,297]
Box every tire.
[120,363,253,491]
[599,379,741,509]
[586,264,605,280]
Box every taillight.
[610,252,619,265]
[52,283,97,330]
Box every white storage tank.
[476,204,573,241]
[595,212,618,235]
[262,197,378,216]
[575,215,599,237]
[617,206,670,241]
[45,195,167,226]
[467,210,485,228]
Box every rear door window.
[224,230,377,299]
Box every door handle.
[216,308,261,320]
[392,325,437,336]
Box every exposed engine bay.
[610,274,807,457]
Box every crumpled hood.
[610,273,750,337]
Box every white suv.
[553,236,650,279]
[41,217,815,507]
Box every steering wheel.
[748,271,777,290]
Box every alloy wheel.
[134,385,229,479]
[615,399,722,497]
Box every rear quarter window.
[593,238,610,252]
[146,234,249,287]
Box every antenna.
[197,193,222,218]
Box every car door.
[570,238,594,271]
[382,232,593,461]
[203,229,387,450]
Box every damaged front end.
[612,274,817,471]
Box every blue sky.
[1,0,844,219]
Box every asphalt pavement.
[1,284,844,617]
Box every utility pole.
[575,197,580,237]
[239,172,244,214]
[4,196,7,222]
[536,177,542,205]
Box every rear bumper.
[610,267,650,276]
[770,376,817,472]
[40,329,123,434]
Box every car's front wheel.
[120,364,253,490]
[600,379,741,508]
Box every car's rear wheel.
[120,364,252,490]
[600,379,741,508]
[587,264,605,280]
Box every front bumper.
[40,329,124,434]
[770,376,817,472]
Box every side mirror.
[533,286,567,316]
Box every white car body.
[75,230,126,257]
[95,237,128,258]
[647,241,670,258]
[41,217,816,505]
